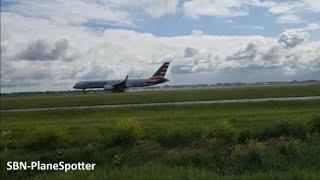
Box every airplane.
[73,62,170,93]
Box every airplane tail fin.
[149,62,170,81]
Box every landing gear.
[112,87,126,93]
[113,89,125,93]
[83,89,86,94]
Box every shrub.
[23,127,63,150]
[258,120,312,139]
[152,128,201,147]
[124,145,162,166]
[208,138,229,151]
[112,154,124,167]
[277,137,302,157]
[306,133,320,147]
[165,151,207,168]
[118,118,145,138]
[206,138,230,171]
[206,120,238,144]
[109,118,145,147]
[238,129,252,143]
[311,117,320,133]
[305,133,320,166]
[0,130,12,150]
[285,120,311,138]
[229,140,266,173]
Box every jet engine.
[103,85,114,91]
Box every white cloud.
[3,0,319,29]
[172,30,319,77]
[302,0,320,13]
[263,1,305,24]
[17,38,79,61]
[142,0,179,18]
[184,47,200,58]
[267,1,302,15]
[303,23,320,31]
[183,0,249,19]
[2,0,180,27]
[182,0,320,24]
[227,41,260,61]
[287,23,320,32]
[110,0,180,18]
[191,30,204,36]
[264,0,320,24]
[278,31,309,48]
[1,11,320,92]
[3,0,133,26]
[277,14,303,24]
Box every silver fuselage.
[73,78,168,90]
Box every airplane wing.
[111,75,128,92]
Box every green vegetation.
[1,100,320,179]
[1,84,320,109]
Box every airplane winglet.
[122,75,128,83]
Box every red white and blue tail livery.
[148,62,170,85]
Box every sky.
[1,0,320,92]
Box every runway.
[1,96,320,112]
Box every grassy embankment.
[1,83,320,109]
[1,100,320,179]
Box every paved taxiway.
[1,96,319,112]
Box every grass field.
[1,84,320,110]
[1,100,320,179]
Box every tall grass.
[22,127,64,150]
[33,163,320,180]
[1,102,320,179]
